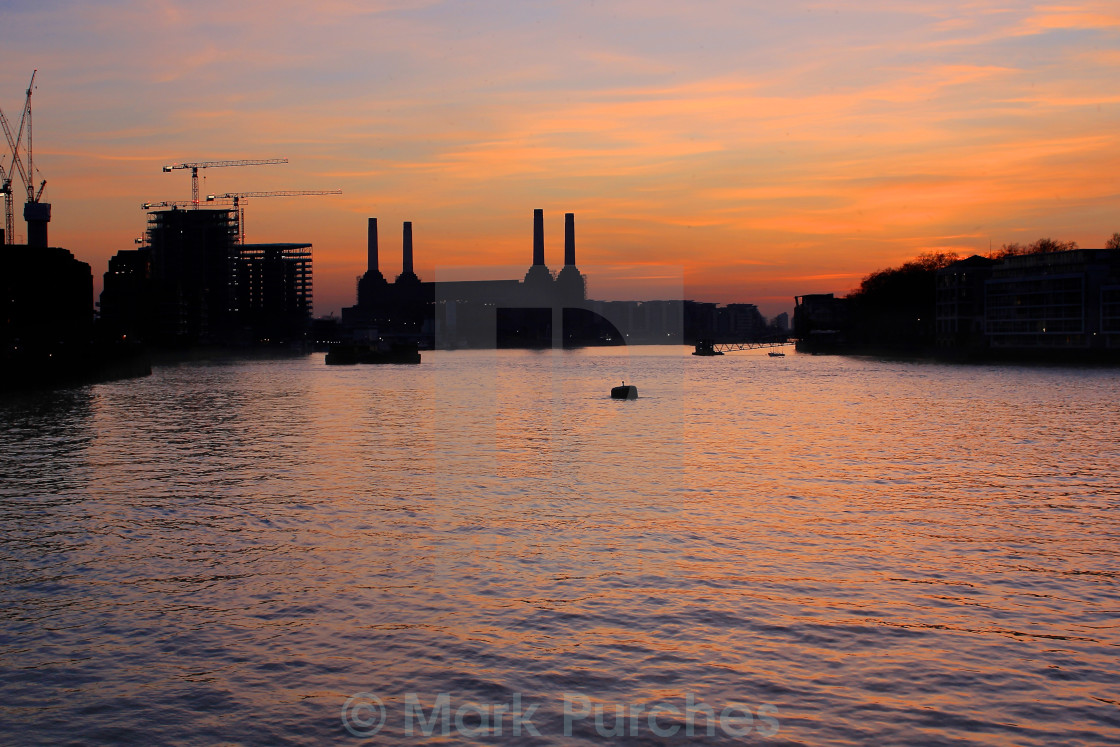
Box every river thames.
[2,348,1118,745]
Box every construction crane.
[205,189,342,244]
[0,70,42,202]
[141,199,213,210]
[162,158,288,207]
[0,70,50,246]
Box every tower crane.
[162,158,288,207]
[205,189,342,244]
[141,199,214,210]
[0,70,50,246]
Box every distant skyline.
[2,0,1118,317]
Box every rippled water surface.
[2,348,1119,745]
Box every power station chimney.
[367,217,379,274]
[403,221,414,274]
[523,208,553,286]
[555,210,585,301]
[396,220,419,284]
[357,215,387,305]
[533,208,545,266]
[564,213,575,266]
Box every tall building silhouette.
[99,247,154,342]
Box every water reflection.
[1,351,1118,744]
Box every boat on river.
[325,342,421,365]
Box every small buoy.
[611,380,638,399]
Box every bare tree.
[994,238,1078,258]
[1030,237,1078,253]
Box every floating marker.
[611,380,638,399]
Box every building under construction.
[237,242,313,342]
[101,206,314,345]
[147,206,239,342]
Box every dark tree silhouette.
[850,250,959,304]
[994,237,1078,258]
[843,250,960,348]
[1106,232,1120,250]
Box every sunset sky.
[2,0,1118,317]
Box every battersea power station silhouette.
[341,209,644,348]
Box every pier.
[693,337,794,355]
